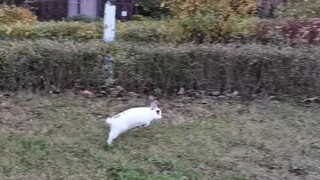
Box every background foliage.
[136,0,170,18]
[276,0,320,19]
[159,0,258,43]
[163,0,257,18]
[0,21,103,41]
[0,4,36,25]
[116,19,182,43]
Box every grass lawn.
[0,93,319,180]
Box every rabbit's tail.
[106,117,112,125]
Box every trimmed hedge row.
[115,43,320,96]
[0,40,110,91]
[1,40,320,97]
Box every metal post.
[103,1,116,42]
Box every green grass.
[0,93,320,179]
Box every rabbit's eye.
[156,110,160,114]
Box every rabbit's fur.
[106,100,162,145]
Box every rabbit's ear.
[150,100,158,110]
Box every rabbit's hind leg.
[141,121,150,128]
[107,129,121,145]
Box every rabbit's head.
[150,100,162,120]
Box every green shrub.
[0,18,181,43]
[0,16,256,44]
[179,13,257,43]
[163,0,257,19]
[66,14,96,23]
[159,0,257,43]
[0,5,37,25]
[0,21,103,41]
[116,19,183,43]
[131,15,149,21]
[117,15,257,44]
[0,40,110,91]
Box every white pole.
[103,1,116,42]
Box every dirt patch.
[0,99,34,134]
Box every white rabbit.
[105,100,162,145]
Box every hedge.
[116,19,183,43]
[0,21,103,41]
[0,20,179,43]
[0,40,110,91]
[1,18,319,46]
[115,43,320,96]
[0,40,320,97]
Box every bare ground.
[0,92,319,180]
